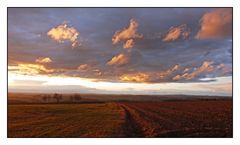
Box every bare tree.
[74,94,82,102]
[69,95,74,103]
[69,94,82,103]
[42,96,48,103]
[47,95,51,103]
[42,95,52,103]
[53,93,63,103]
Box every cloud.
[35,57,52,63]
[112,19,143,48]
[195,8,232,39]
[120,65,181,83]
[107,53,129,66]
[216,63,232,75]
[9,64,55,75]
[47,22,80,47]
[123,39,134,49]
[120,73,150,83]
[158,64,180,80]
[8,8,232,86]
[173,61,214,81]
[162,24,190,42]
[118,62,230,83]
[78,64,90,70]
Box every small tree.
[74,94,82,102]
[53,93,63,103]
[47,95,51,103]
[42,96,48,103]
[69,95,74,103]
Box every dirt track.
[120,104,145,137]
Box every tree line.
[42,93,82,103]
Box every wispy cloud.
[35,57,52,64]
[173,61,214,81]
[107,53,129,66]
[78,64,90,70]
[162,24,190,42]
[119,65,181,83]
[9,64,55,75]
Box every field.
[8,93,232,138]
[118,101,232,137]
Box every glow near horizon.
[8,71,232,96]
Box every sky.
[8,8,232,96]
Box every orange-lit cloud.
[112,19,143,48]
[120,65,181,83]
[123,39,134,49]
[107,53,129,66]
[162,24,190,42]
[173,61,214,81]
[159,64,180,79]
[195,8,232,39]
[78,64,90,70]
[120,73,150,83]
[35,57,52,64]
[92,69,102,76]
[9,64,55,75]
[47,23,80,47]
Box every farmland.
[8,103,125,137]
[118,101,232,137]
[8,93,232,137]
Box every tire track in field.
[119,104,145,137]
[119,103,184,137]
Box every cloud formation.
[112,19,143,49]
[47,23,80,47]
[120,73,150,83]
[9,64,55,75]
[8,8,232,87]
[158,64,180,80]
[195,8,232,39]
[123,39,134,49]
[119,65,181,83]
[216,63,232,75]
[118,62,232,83]
[107,53,129,66]
[35,57,52,63]
[173,61,214,81]
[78,64,90,70]
[162,24,190,42]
